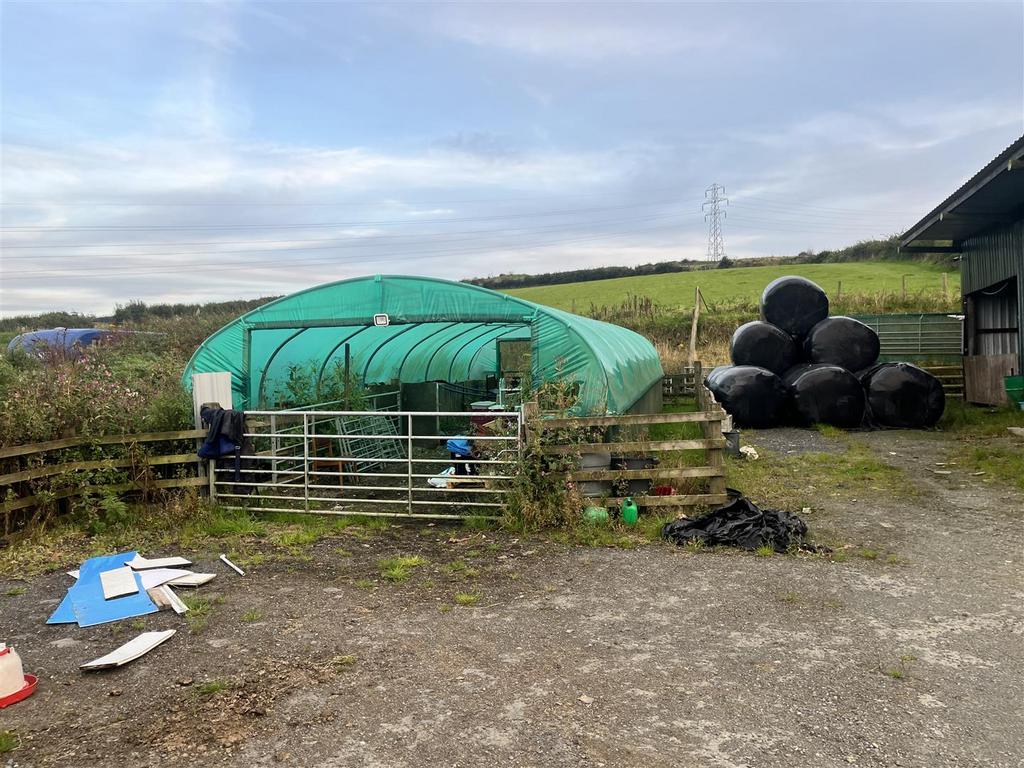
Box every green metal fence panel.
[852,313,963,364]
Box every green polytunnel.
[182,275,663,414]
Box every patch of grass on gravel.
[639,513,679,542]
[378,555,427,583]
[882,654,917,680]
[0,730,19,754]
[963,444,1024,490]
[446,559,480,578]
[187,507,266,539]
[463,515,496,530]
[328,654,357,671]
[357,516,393,532]
[551,526,639,549]
[4,586,27,596]
[0,493,409,579]
[454,592,480,606]
[939,401,1023,436]
[727,442,911,510]
[182,594,221,634]
[273,527,320,548]
[938,402,1024,490]
[241,609,263,623]
[195,679,232,695]
[814,424,847,439]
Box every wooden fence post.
[688,286,701,365]
[522,399,539,443]
[703,413,726,496]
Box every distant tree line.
[3,236,954,332]
[465,236,952,290]
[0,296,279,333]
[110,297,280,324]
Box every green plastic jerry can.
[621,497,639,526]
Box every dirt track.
[2,430,1022,767]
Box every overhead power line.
[731,192,921,217]
[0,211,699,261]
[0,184,689,208]
[0,198,692,232]
[2,220,690,281]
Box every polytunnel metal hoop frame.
[465,326,530,377]
[314,325,373,393]
[442,324,521,382]
[360,324,421,382]
[184,275,665,415]
[422,323,489,380]
[394,322,461,381]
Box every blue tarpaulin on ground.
[47,551,159,627]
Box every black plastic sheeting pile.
[710,275,945,429]
[661,493,810,552]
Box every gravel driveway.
[1,430,1021,767]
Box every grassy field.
[503,260,959,311]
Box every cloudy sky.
[1,1,1022,317]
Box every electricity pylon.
[702,183,729,262]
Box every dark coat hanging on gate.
[198,406,255,492]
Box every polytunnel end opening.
[248,320,533,410]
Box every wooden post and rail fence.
[2,371,727,519]
[528,369,727,509]
[0,429,207,520]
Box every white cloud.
[734,98,1023,155]
[413,4,736,63]
[0,135,678,315]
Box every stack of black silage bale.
[705,276,945,429]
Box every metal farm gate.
[210,409,523,520]
[854,313,964,364]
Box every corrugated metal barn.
[901,135,1024,405]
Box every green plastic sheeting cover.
[182,275,663,414]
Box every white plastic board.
[167,572,216,587]
[160,585,188,615]
[80,630,176,670]
[125,555,192,570]
[99,567,139,600]
[138,568,192,591]
[192,371,233,428]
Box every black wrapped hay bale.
[803,316,880,371]
[704,364,733,393]
[783,364,866,428]
[859,363,945,428]
[760,276,830,337]
[711,365,789,428]
[730,321,799,375]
